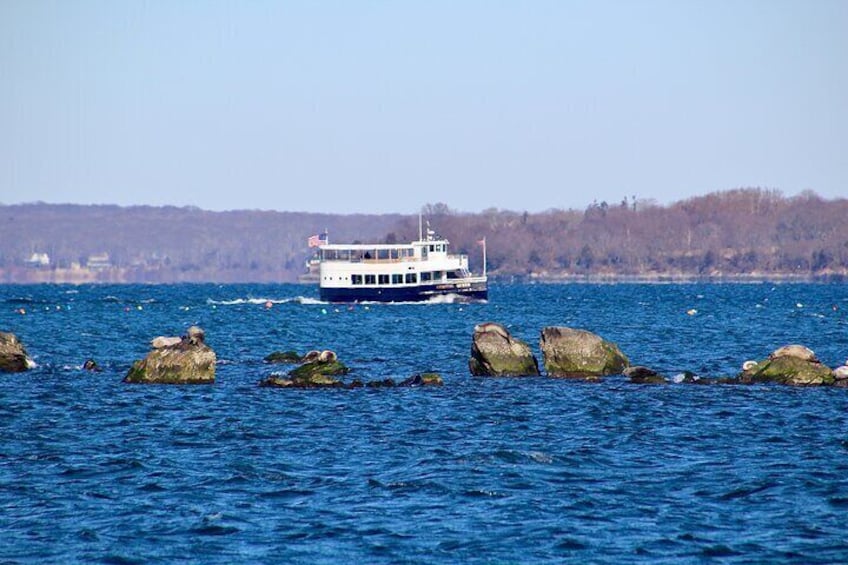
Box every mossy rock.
[540,327,629,378]
[124,341,216,384]
[469,322,540,376]
[288,360,350,381]
[259,373,344,388]
[738,356,834,386]
[264,351,302,364]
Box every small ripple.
[719,481,779,500]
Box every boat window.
[391,274,403,284]
[352,274,363,285]
[365,274,376,285]
[338,249,350,261]
[429,245,434,252]
[377,249,389,260]
[421,272,432,282]
[405,273,417,284]
[378,274,389,284]
[432,271,442,281]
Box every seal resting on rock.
[469,322,539,377]
[125,326,216,384]
[739,344,833,386]
[833,365,848,387]
[0,331,35,372]
[151,336,182,349]
[769,345,818,363]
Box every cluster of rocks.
[259,348,442,388]
[470,322,629,379]
[468,321,848,387]
[3,324,848,389]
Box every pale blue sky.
[1,1,846,213]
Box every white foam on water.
[206,296,323,306]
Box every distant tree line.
[0,204,401,282]
[1,189,847,283]
[392,189,848,279]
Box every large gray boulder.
[738,344,834,386]
[0,331,35,372]
[540,327,629,378]
[469,322,539,376]
[125,326,216,384]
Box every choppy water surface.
[2,283,848,563]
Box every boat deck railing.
[324,254,469,264]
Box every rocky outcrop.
[738,344,834,386]
[469,322,539,376]
[624,366,667,384]
[0,331,35,372]
[124,326,216,384]
[540,327,629,378]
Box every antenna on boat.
[478,237,487,278]
[418,213,423,242]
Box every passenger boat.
[314,222,487,302]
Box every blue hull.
[320,282,487,303]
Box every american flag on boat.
[308,232,328,247]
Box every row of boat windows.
[324,270,468,285]
[350,272,445,285]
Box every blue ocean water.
[1,283,848,563]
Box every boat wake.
[205,294,486,307]
[206,296,324,306]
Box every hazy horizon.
[2,1,846,214]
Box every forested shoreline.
[2,188,847,283]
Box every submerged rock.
[366,378,396,388]
[398,372,444,387]
[624,366,667,384]
[124,326,216,384]
[540,327,629,378]
[469,322,539,376]
[0,331,35,373]
[264,350,303,364]
[738,345,834,386]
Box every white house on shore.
[25,252,50,268]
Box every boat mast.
[418,214,423,242]
[482,237,487,278]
